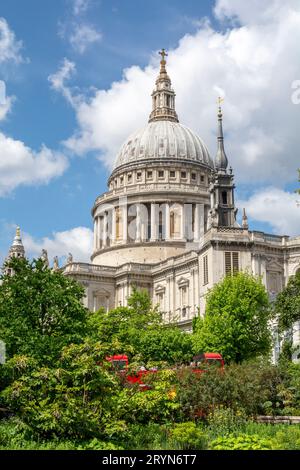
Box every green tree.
[275,271,300,331]
[1,341,119,439]
[192,272,272,363]
[90,287,193,364]
[0,257,88,363]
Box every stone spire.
[148,49,179,123]
[242,208,249,230]
[8,226,25,260]
[215,98,228,172]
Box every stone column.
[181,204,186,241]
[93,218,97,251]
[122,205,128,243]
[111,207,116,245]
[136,204,141,243]
[194,204,200,242]
[165,203,170,241]
[103,212,108,248]
[97,216,102,249]
[150,203,157,241]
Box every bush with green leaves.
[209,434,274,450]
[193,272,272,363]
[1,341,120,440]
[0,257,88,364]
[113,369,180,425]
[175,360,285,420]
[206,407,247,437]
[89,287,193,364]
[168,422,207,450]
[276,271,300,331]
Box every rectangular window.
[203,255,208,285]
[136,172,142,181]
[200,175,205,183]
[181,171,187,179]
[170,170,176,178]
[127,174,132,183]
[158,170,164,178]
[120,177,124,186]
[225,252,239,276]
[147,171,153,179]
[191,172,196,181]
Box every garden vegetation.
[0,257,300,450]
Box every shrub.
[209,434,273,450]
[176,360,285,420]
[206,407,247,437]
[272,428,300,450]
[168,422,207,450]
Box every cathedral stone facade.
[7,51,300,360]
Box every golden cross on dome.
[159,48,168,62]
[217,96,224,106]
[16,226,21,237]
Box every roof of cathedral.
[113,50,213,171]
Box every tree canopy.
[275,271,300,331]
[0,257,88,363]
[89,286,193,364]
[192,272,272,363]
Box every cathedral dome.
[112,49,213,173]
[113,120,213,171]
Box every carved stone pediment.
[266,259,284,272]
[177,276,189,288]
[155,283,166,294]
[93,287,111,296]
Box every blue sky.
[0,0,300,263]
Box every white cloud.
[0,132,68,195]
[48,58,77,105]
[0,17,23,64]
[69,23,102,54]
[51,0,300,187]
[23,226,93,264]
[238,187,300,236]
[0,95,14,121]
[72,0,91,16]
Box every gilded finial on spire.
[159,48,168,63]
[16,226,21,238]
[217,96,224,117]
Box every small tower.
[242,208,249,230]
[208,99,238,228]
[8,226,25,260]
[3,226,25,276]
[148,49,179,123]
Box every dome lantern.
[148,49,179,124]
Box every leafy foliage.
[0,257,88,363]
[91,286,193,364]
[193,272,272,363]
[209,434,273,450]
[1,341,119,439]
[176,360,285,419]
[168,422,207,449]
[276,271,300,331]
